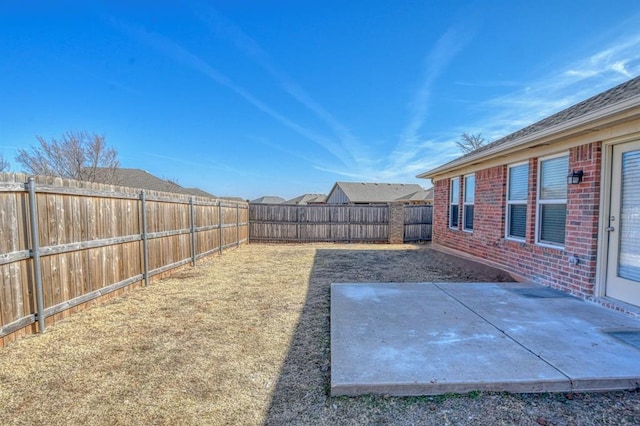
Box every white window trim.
[505,161,528,242]
[535,152,568,249]
[463,174,475,233]
[449,177,459,230]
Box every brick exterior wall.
[388,203,405,244]
[433,142,602,299]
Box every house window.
[537,154,568,246]
[449,177,459,229]
[506,163,528,240]
[463,174,475,231]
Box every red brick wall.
[433,142,602,298]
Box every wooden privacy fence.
[0,173,248,346]
[249,203,432,243]
[403,204,434,242]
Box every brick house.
[418,76,640,314]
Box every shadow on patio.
[262,245,514,424]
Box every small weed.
[468,390,483,399]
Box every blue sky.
[2,1,640,200]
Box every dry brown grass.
[0,244,638,425]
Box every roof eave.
[417,94,640,180]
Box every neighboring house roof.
[419,75,640,179]
[284,193,327,205]
[219,196,247,202]
[92,168,216,198]
[250,196,285,204]
[327,182,425,203]
[181,187,218,198]
[395,187,434,202]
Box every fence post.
[296,205,300,241]
[236,204,240,247]
[140,190,149,287]
[347,206,351,242]
[190,197,197,266]
[26,178,46,333]
[218,201,223,254]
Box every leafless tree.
[456,132,486,154]
[0,154,9,172]
[15,131,120,182]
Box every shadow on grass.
[263,245,514,425]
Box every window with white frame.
[463,174,475,231]
[449,177,459,229]
[537,154,568,246]
[506,163,528,240]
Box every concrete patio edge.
[330,282,640,397]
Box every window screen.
[540,204,566,245]
[509,204,527,239]
[463,175,475,231]
[540,156,568,200]
[507,163,528,240]
[537,155,568,246]
[450,178,459,229]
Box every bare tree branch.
[15,131,120,183]
[0,154,9,172]
[456,132,486,154]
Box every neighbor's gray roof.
[395,187,434,202]
[250,195,285,204]
[331,182,425,203]
[92,168,216,198]
[419,75,640,178]
[284,193,327,204]
[181,187,218,198]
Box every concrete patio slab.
[331,282,640,396]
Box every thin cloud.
[454,80,522,88]
[316,23,477,184]
[110,18,350,168]
[371,17,640,181]
[461,25,640,146]
[385,24,475,175]
[196,6,368,172]
[250,135,330,167]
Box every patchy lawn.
[0,244,638,425]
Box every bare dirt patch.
[0,244,638,425]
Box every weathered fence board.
[404,204,433,242]
[0,172,248,346]
[249,204,431,243]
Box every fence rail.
[249,203,432,243]
[0,173,248,346]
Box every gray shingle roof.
[395,187,434,202]
[420,75,640,178]
[330,182,425,203]
[250,196,285,204]
[284,193,327,204]
[92,168,216,198]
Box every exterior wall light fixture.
[567,170,583,185]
